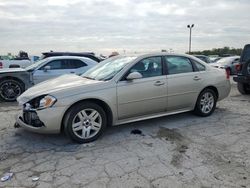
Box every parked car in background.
[233,44,250,94]
[41,52,101,62]
[0,56,97,101]
[194,55,213,64]
[15,53,231,143]
[210,57,222,63]
[0,51,32,69]
[211,56,240,75]
[0,59,32,69]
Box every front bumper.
[16,106,66,134]
[233,75,250,84]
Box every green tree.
[189,47,242,56]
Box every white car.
[0,59,32,69]
[211,56,240,75]
[0,56,98,101]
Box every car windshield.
[25,59,47,71]
[82,56,136,81]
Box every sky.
[0,0,250,56]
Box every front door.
[117,56,167,120]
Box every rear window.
[241,45,250,62]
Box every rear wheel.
[194,89,217,117]
[64,102,107,143]
[237,83,250,95]
[0,79,24,101]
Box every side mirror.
[44,66,51,72]
[126,72,143,80]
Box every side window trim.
[165,55,195,75]
[38,59,63,70]
[190,59,206,72]
[69,59,87,68]
[120,56,164,81]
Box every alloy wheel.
[200,92,214,114]
[72,108,102,139]
[0,80,22,101]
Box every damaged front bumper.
[15,106,66,134]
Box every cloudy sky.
[0,0,250,55]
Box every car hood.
[17,74,104,104]
[0,68,26,73]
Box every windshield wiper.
[83,76,96,80]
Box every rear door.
[165,55,204,112]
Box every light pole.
[187,24,194,54]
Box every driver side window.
[128,57,162,78]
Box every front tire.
[0,79,24,102]
[194,89,217,117]
[64,102,107,143]
[237,83,250,95]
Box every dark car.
[233,44,250,94]
[194,55,212,64]
[41,52,101,62]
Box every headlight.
[38,95,57,109]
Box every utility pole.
[187,24,194,54]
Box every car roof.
[122,52,201,59]
[44,56,97,61]
[42,52,95,56]
[41,52,100,62]
[194,55,208,57]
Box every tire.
[0,79,24,102]
[237,83,250,95]
[194,89,217,117]
[64,102,107,143]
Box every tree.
[189,47,242,56]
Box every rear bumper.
[217,80,231,101]
[233,75,250,84]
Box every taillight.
[235,64,242,73]
[225,69,230,80]
[0,62,2,69]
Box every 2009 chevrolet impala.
[16,53,231,143]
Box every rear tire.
[0,79,24,102]
[63,102,107,143]
[194,89,217,117]
[237,83,250,95]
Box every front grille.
[23,110,44,127]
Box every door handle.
[193,76,201,81]
[154,81,165,86]
[70,71,75,74]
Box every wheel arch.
[61,98,113,133]
[199,85,219,99]
[0,76,25,89]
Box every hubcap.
[72,109,102,139]
[0,81,21,101]
[200,92,214,114]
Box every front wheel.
[64,102,107,143]
[194,89,217,117]
[0,79,24,101]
